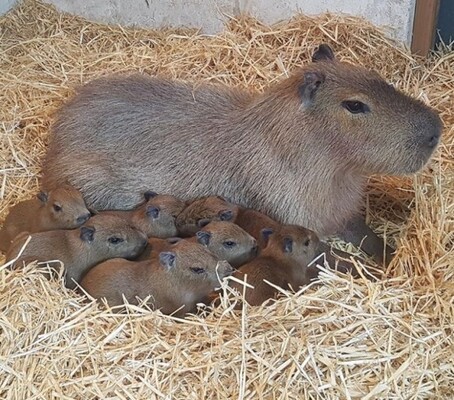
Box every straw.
[1,1,453,398]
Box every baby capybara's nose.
[76,213,91,225]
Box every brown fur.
[42,45,442,246]
[0,185,90,252]
[189,221,257,267]
[176,196,240,237]
[5,214,148,289]
[235,207,281,246]
[139,221,257,267]
[229,225,319,307]
[102,193,185,238]
[176,196,279,249]
[137,236,182,260]
[80,240,233,317]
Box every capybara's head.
[261,224,319,267]
[195,221,257,268]
[279,44,442,175]
[80,214,148,259]
[158,240,234,291]
[37,185,91,228]
[134,191,186,238]
[176,196,240,237]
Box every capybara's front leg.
[338,215,395,266]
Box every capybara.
[138,221,257,267]
[190,221,257,267]
[42,44,442,264]
[176,196,240,237]
[0,185,91,252]
[229,225,319,306]
[80,240,234,317]
[176,196,279,249]
[5,214,148,289]
[137,236,182,260]
[102,191,185,238]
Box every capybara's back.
[42,45,442,237]
[42,75,252,210]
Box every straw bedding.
[1,0,453,398]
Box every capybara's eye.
[223,240,237,248]
[190,267,205,274]
[108,236,124,244]
[304,239,311,247]
[53,204,62,212]
[342,100,370,114]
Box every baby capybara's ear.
[146,206,160,219]
[196,231,211,246]
[37,191,49,203]
[159,251,176,270]
[260,228,274,246]
[312,43,335,63]
[80,226,95,243]
[283,237,293,253]
[143,191,158,201]
[219,210,233,221]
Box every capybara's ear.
[146,206,160,219]
[37,191,49,203]
[159,251,176,270]
[144,191,158,201]
[299,71,325,107]
[219,210,233,221]
[196,231,211,246]
[80,226,95,243]
[197,218,211,228]
[283,237,293,253]
[260,228,274,246]
[312,44,335,62]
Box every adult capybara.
[0,185,91,252]
[5,214,148,289]
[229,225,319,307]
[41,44,442,264]
[102,191,185,238]
[80,240,234,317]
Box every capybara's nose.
[76,213,91,225]
[427,134,440,148]
[251,242,258,256]
[224,262,234,276]
[139,234,148,248]
[421,113,442,149]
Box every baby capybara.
[230,225,319,306]
[0,185,90,252]
[81,240,234,317]
[5,214,147,289]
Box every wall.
[3,0,416,46]
[0,0,17,15]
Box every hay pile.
[1,0,453,398]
